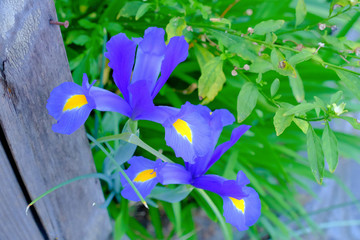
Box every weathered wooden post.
[0,0,112,239]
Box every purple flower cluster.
[47,27,261,231]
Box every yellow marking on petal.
[133,169,157,182]
[230,197,245,213]
[173,119,193,143]
[63,95,88,112]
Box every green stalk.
[87,134,148,208]
[96,133,174,163]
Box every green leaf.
[194,44,214,71]
[271,49,296,78]
[265,32,278,44]
[283,102,315,116]
[117,1,143,18]
[198,57,226,104]
[135,3,152,20]
[274,107,294,136]
[253,20,285,35]
[270,78,280,97]
[339,116,360,130]
[322,122,339,173]
[289,71,304,102]
[306,125,325,184]
[330,90,343,104]
[237,82,259,123]
[295,0,307,26]
[148,185,193,203]
[329,0,351,15]
[288,50,313,66]
[165,17,187,41]
[335,69,360,100]
[293,118,309,134]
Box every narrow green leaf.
[237,82,259,123]
[135,3,152,20]
[295,0,307,26]
[274,107,294,136]
[339,116,360,130]
[335,69,360,101]
[114,198,129,240]
[283,103,315,116]
[293,118,309,134]
[306,125,325,184]
[198,57,226,104]
[149,207,164,239]
[165,17,187,41]
[270,78,280,97]
[330,90,343,104]
[322,122,339,173]
[195,189,232,240]
[26,173,112,213]
[289,71,305,103]
[253,20,285,35]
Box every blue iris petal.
[105,33,137,102]
[121,157,162,202]
[163,102,212,164]
[131,27,166,90]
[151,36,189,98]
[158,162,192,185]
[47,74,131,135]
[203,125,251,174]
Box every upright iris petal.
[131,27,166,90]
[151,36,189,98]
[104,33,136,102]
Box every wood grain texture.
[0,0,112,239]
[0,143,44,240]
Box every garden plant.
[29,0,360,239]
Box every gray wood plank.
[0,0,112,239]
[0,143,44,240]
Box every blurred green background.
[55,0,360,239]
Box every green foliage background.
[55,0,360,239]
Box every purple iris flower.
[47,27,188,134]
[121,104,261,231]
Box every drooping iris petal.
[203,125,251,174]
[89,86,131,117]
[121,157,163,201]
[151,36,189,98]
[47,77,95,135]
[105,33,137,102]
[192,175,247,199]
[222,186,261,231]
[222,171,261,231]
[158,162,192,185]
[131,27,166,90]
[163,102,212,164]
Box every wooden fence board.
[0,0,112,239]
[0,143,44,240]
